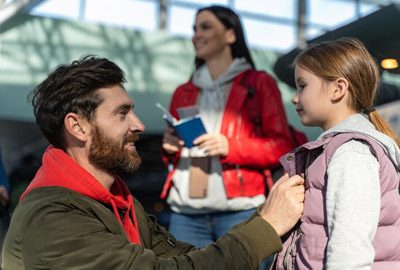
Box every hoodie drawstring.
[110,196,141,245]
[127,195,141,245]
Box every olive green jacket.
[2,187,282,269]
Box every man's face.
[88,85,145,176]
[89,124,141,176]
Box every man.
[2,56,304,269]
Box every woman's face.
[192,10,235,62]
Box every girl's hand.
[193,134,229,157]
[162,127,184,154]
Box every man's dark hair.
[31,55,126,150]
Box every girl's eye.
[297,84,306,91]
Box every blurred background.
[0,0,399,226]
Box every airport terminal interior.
[0,0,399,224]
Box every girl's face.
[293,65,336,130]
[192,10,235,62]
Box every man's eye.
[118,111,128,119]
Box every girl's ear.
[331,77,349,102]
[64,113,90,142]
[225,28,236,45]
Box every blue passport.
[156,103,207,148]
[174,116,207,148]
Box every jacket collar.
[21,146,141,245]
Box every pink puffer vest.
[272,132,400,270]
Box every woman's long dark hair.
[194,5,255,69]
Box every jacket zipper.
[236,164,244,195]
[236,112,244,195]
[165,236,177,247]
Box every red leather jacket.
[161,70,293,199]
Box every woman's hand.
[193,134,229,157]
[162,127,184,154]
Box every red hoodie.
[21,146,141,245]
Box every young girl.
[273,38,400,269]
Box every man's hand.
[260,173,305,236]
[162,127,184,154]
[193,134,229,157]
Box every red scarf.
[21,146,141,245]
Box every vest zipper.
[283,223,302,269]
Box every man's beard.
[89,125,141,176]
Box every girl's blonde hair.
[293,37,400,147]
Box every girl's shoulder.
[322,132,385,167]
[333,139,378,160]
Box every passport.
[156,103,207,148]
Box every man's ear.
[225,28,236,45]
[64,113,90,142]
[331,77,349,102]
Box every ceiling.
[273,3,400,105]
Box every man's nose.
[129,111,145,133]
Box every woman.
[161,5,293,248]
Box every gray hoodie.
[319,113,400,269]
[193,57,251,134]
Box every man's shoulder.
[21,186,91,203]
[15,187,104,221]
[6,187,98,251]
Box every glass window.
[85,0,156,31]
[306,26,325,40]
[168,5,197,37]
[170,0,228,6]
[236,0,295,20]
[309,0,357,29]
[30,0,81,20]
[243,18,296,52]
[28,0,394,52]
[360,3,379,17]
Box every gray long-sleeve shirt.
[320,114,400,269]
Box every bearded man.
[2,56,304,270]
